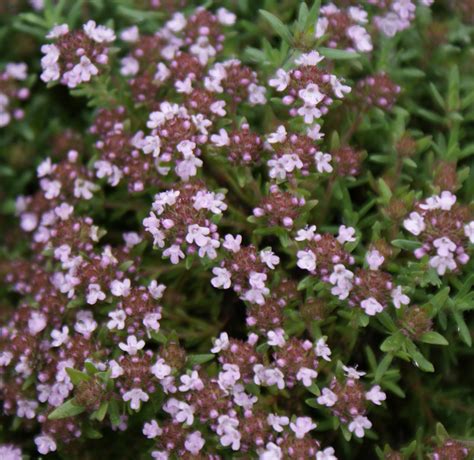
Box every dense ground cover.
[0,1,474,459]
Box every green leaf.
[307,383,320,396]
[429,83,445,109]
[375,354,393,382]
[452,312,472,346]
[150,331,168,344]
[186,354,215,366]
[405,341,434,372]
[340,423,352,441]
[402,158,418,168]
[306,0,322,27]
[108,399,121,426]
[419,331,449,346]
[330,131,341,150]
[84,361,98,375]
[456,273,474,298]
[259,10,293,44]
[296,3,309,33]
[185,254,194,270]
[305,398,319,409]
[391,239,422,251]
[66,367,91,385]
[48,398,85,420]
[319,47,360,60]
[119,260,134,272]
[413,107,444,124]
[459,143,474,159]
[447,65,460,111]
[380,332,404,353]
[116,6,163,22]
[245,383,261,396]
[66,298,84,309]
[416,135,433,153]
[244,47,267,64]
[377,312,398,333]
[359,314,370,327]
[377,178,392,204]
[401,440,417,456]
[435,422,449,442]
[83,426,103,439]
[428,287,450,316]
[383,380,405,398]
[92,401,108,422]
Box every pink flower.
[184,431,205,455]
[361,297,384,316]
[211,267,232,289]
[123,388,149,410]
[267,414,289,432]
[296,367,318,387]
[317,388,338,407]
[297,250,317,271]
[28,312,47,335]
[337,225,356,244]
[35,435,57,455]
[143,420,162,439]
[151,358,171,380]
[211,332,230,353]
[348,415,372,438]
[110,278,131,297]
[391,286,410,308]
[315,338,332,361]
[290,416,317,439]
[259,442,283,460]
[179,371,204,392]
[119,335,145,355]
[366,385,387,405]
[366,249,384,270]
[267,329,286,347]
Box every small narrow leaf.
[453,312,472,346]
[405,341,434,372]
[66,367,91,385]
[419,331,449,346]
[48,398,85,420]
[305,398,319,409]
[391,239,422,251]
[259,10,293,44]
[375,354,393,382]
[186,354,215,366]
[319,47,360,60]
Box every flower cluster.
[2,0,473,459]
[265,125,332,180]
[296,225,409,316]
[253,186,306,228]
[354,72,400,111]
[317,366,386,438]
[403,191,474,276]
[0,62,29,127]
[268,51,351,126]
[211,240,274,305]
[369,0,434,37]
[40,21,115,87]
[143,182,226,263]
[316,4,373,53]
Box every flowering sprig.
[1,1,473,460]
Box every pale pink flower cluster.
[370,0,434,37]
[41,21,115,88]
[0,62,30,127]
[403,191,473,276]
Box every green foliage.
[1,1,474,460]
